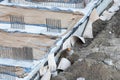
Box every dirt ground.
[51,10,120,80]
[0,30,56,59]
[0,4,83,28]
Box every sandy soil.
[0,30,56,59]
[0,5,83,28]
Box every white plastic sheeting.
[1,0,8,3]
[108,0,120,12]
[62,0,102,49]
[62,35,85,50]
[40,66,48,76]
[100,0,120,21]
[41,69,51,80]
[73,20,88,39]
[100,10,115,21]
[77,77,85,80]
[0,0,83,13]
[0,23,66,36]
[62,20,88,49]
[48,53,57,72]
[62,37,77,49]
[96,0,112,15]
[83,9,99,38]
[62,8,100,49]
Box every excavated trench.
[51,10,120,80]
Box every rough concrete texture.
[52,10,120,80]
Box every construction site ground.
[0,4,83,29]
[52,10,120,80]
[0,3,84,78]
[0,30,56,59]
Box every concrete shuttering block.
[48,53,57,72]
[40,66,48,76]
[51,71,58,77]
[41,69,51,80]
[62,36,85,50]
[57,58,71,71]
